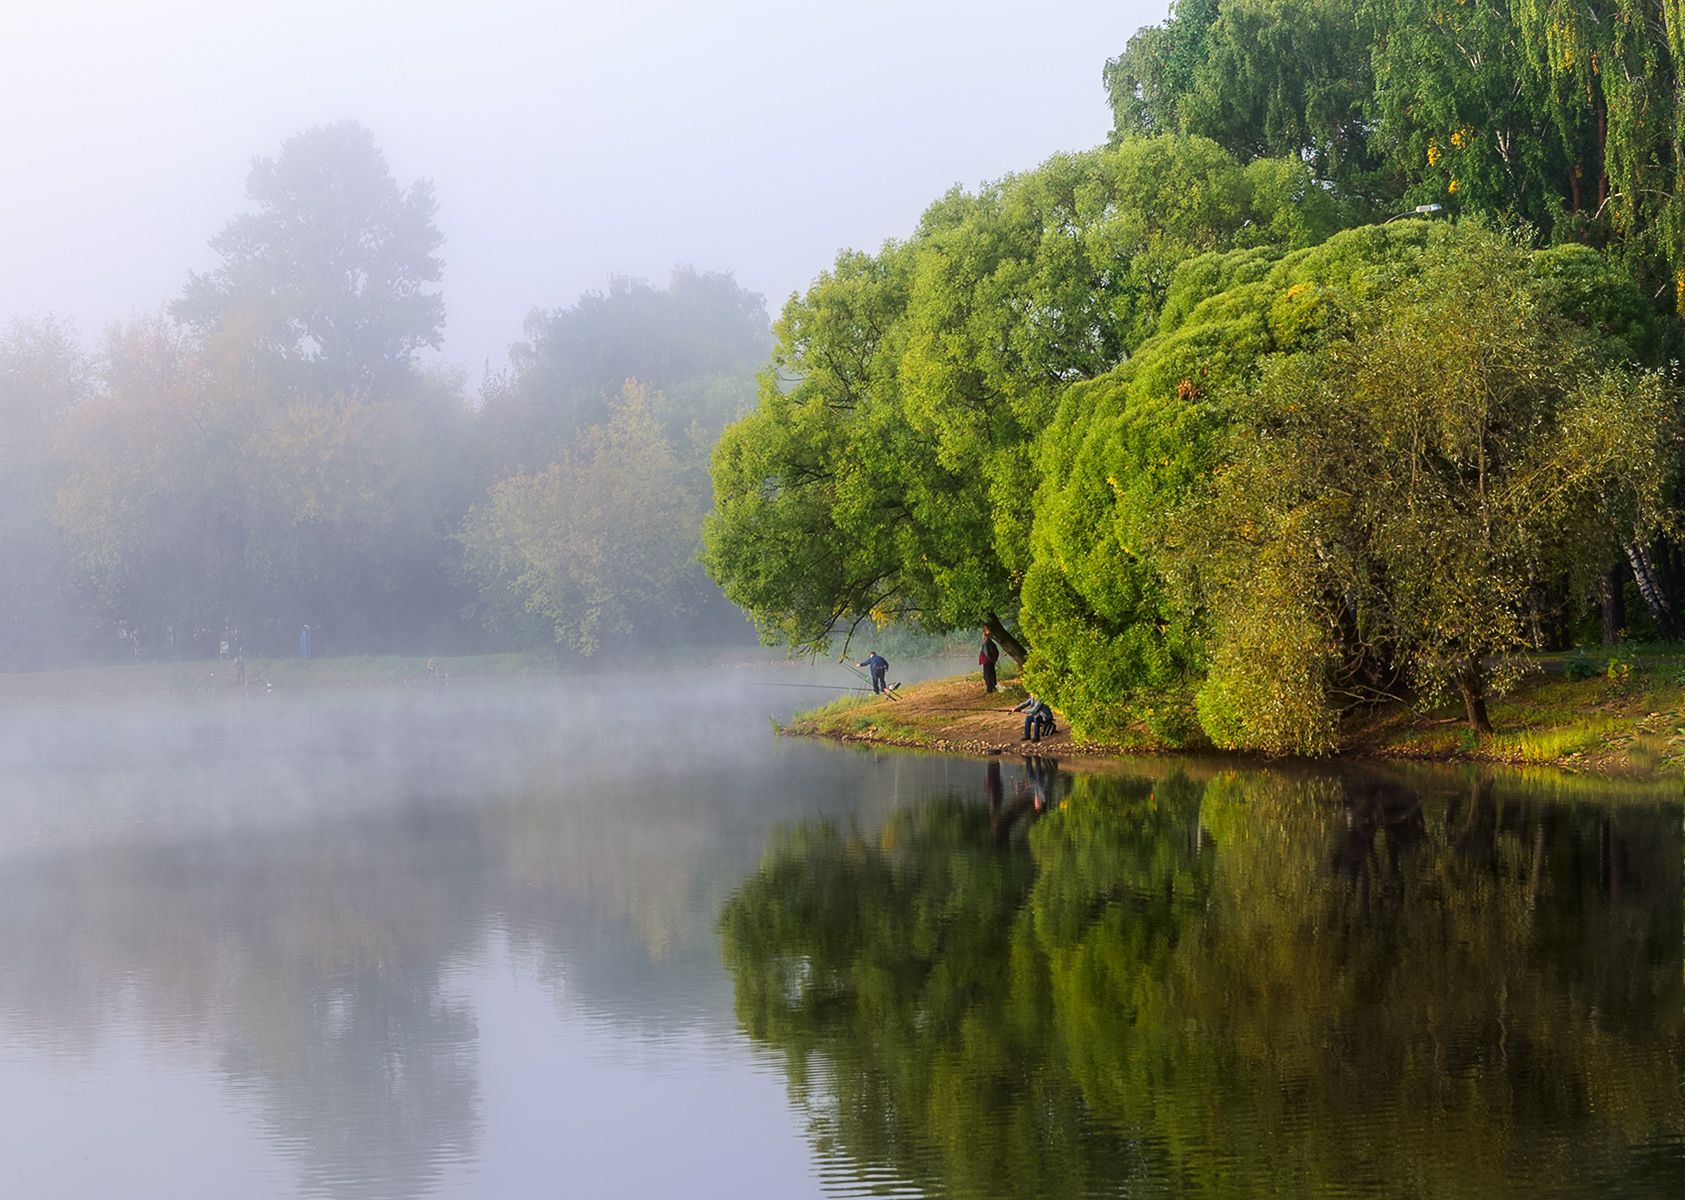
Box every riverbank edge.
[781,667,1685,781]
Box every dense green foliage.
[703,136,1336,660]
[1023,222,1678,747]
[19,2,1685,725]
[1106,0,1382,198]
[0,123,768,666]
[702,0,1685,748]
[721,774,1684,1196]
[1107,0,1685,282]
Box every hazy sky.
[1,0,1164,379]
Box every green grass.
[1361,658,1685,776]
[788,692,876,723]
[783,692,923,741]
[1489,718,1628,762]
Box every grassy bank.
[1347,664,1685,775]
[784,653,1685,778]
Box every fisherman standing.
[858,651,890,694]
[979,629,1000,694]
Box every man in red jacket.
[979,630,1000,694]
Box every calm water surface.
[0,664,1679,1198]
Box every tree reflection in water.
[0,811,488,1200]
[719,764,1685,1198]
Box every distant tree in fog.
[3,122,765,666]
[54,317,234,660]
[171,120,444,396]
[458,381,707,656]
[54,311,476,660]
[0,317,89,668]
[479,267,770,474]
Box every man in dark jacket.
[979,630,1000,694]
[858,651,889,693]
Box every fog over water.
[0,664,1680,1198]
[0,663,974,1197]
[1,0,1152,373]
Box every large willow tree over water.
[1018,222,1675,749]
[703,136,1337,663]
[696,1,1685,751]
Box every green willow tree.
[1022,221,1672,748]
[1366,0,1567,225]
[1511,0,1681,284]
[1187,233,1678,749]
[703,137,1336,663]
[1109,0,1384,199]
[1117,0,1685,306]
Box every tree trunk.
[1623,542,1678,641]
[1459,663,1492,735]
[1596,93,1608,209]
[1602,560,1626,645]
[984,612,1027,666]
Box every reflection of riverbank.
[722,763,1685,1199]
[785,670,1685,778]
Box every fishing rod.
[740,682,875,691]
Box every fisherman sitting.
[858,651,890,694]
[1012,693,1056,742]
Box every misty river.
[0,665,1680,1199]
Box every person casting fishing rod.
[857,651,890,694]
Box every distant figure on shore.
[1012,693,1055,743]
[299,624,313,659]
[858,651,889,694]
[234,655,245,686]
[427,659,442,690]
[978,630,1000,694]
